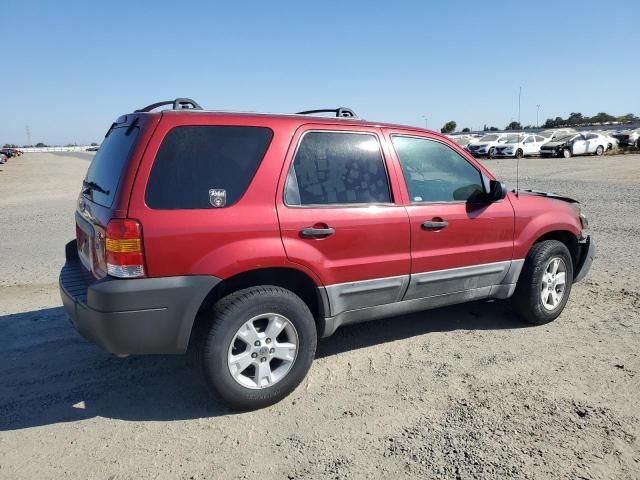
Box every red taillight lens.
[105,219,145,278]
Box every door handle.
[300,226,335,238]
[422,220,448,230]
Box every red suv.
[60,98,594,409]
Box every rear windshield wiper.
[82,180,110,196]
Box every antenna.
[516,153,520,198]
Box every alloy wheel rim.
[227,313,299,389]
[540,257,567,311]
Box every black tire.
[595,145,604,156]
[201,286,317,410]
[515,149,523,159]
[562,148,572,158]
[511,240,574,325]
[488,147,495,159]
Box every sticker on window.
[209,189,227,208]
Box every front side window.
[146,126,273,209]
[392,136,484,203]
[285,131,391,206]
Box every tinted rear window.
[83,126,139,207]
[145,126,273,209]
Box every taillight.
[105,219,146,278]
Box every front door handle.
[300,226,335,238]
[422,220,448,230]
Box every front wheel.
[595,145,604,156]
[515,149,523,159]
[562,148,572,158]
[488,147,495,158]
[201,286,317,410]
[511,240,574,325]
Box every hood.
[541,139,567,148]
[516,189,579,204]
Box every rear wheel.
[562,148,572,158]
[515,149,524,159]
[595,145,604,156]
[200,286,317,410]
[512,240,574,325]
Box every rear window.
[145,126,273,209]
[83,126,139,207]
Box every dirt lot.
[1,152,639,479]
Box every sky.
[1,0,638,146]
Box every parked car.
[539,129,577,142]
[595,130,620,151]
[466,133,521,158]
[86,146,100,152]
[0,148,19,158]
[540,133,608,158]
[493,133,549,158]
[59,98,594,410]
[0,153,7,164]
[611,128,640,148]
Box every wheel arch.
[531,230,579,269]
[194,266,329,335]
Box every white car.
[539,132,608,158]
[596,131,619,151]
[540,129,577,141]
[492,133,549,158]
[466,133,521,157]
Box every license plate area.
[75,212,94,273]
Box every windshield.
[83,125,139,207]
[478,134,499,142]
[553,134,575,143]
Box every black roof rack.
[135,98,203,113]
[296,107,358,118]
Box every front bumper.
[59,240,220,355]
[573,235,595,283]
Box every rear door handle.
[422,220,448,230]
[300,227,335,238]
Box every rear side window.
[285,131,391,206]
[83,126,139,207]
[146,126,273,209]
[392,136,484,203]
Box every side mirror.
[489,179,507,201]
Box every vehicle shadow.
[0,300,528,431]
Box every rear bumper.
[573,235,595,283]
[59,240,220,355]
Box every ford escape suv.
[60,98,595,410]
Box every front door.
[276,126,411,317]
[572,134,588,155]
[383,130,515,301]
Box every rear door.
[276,125,411,316]
[523,135,537,155]
[383,129,515,301]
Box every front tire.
[595,145,604,156]
[488,147,495,159]
[562,148,572,158]
[515,149,523,159]
[512,240,574,325]
[201,286,317,410]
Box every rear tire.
[595,145,604,156]
[200,286,317,410]
[515,149,523,159]
[512,240,574,325]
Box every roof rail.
[296,107,358,118]
[135,98,203,113]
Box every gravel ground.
[1,152,639,479]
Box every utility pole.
[518,86,522,127]
[536,104,541,128]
